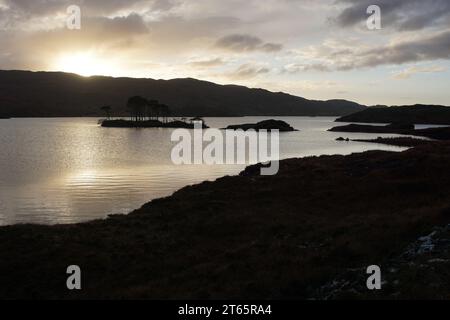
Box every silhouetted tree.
[155,103,163,122]
[127,96,147,122]
[160,104,171,123]
[147,99,159,121]
[126,97,171,123]
[100,106,112,120]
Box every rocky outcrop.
[224,119,296,132]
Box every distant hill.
[336,105,450,125]
[0,70,365,117]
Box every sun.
[54,51,116,77]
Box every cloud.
[357,30,450,68]
[291,30,450,72]
[392,65,447,79]
[0,12,151,72]
[228,63,270,79]
[0,0,179,30]
[187,57,225,68]
[2,0,174,17]
[215,34,282,53]
[89,14,148,36]
[282,63,331,73]
[335,0,450,31]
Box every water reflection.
[0,117,407,225]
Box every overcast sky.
[1,0,449,105]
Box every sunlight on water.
[0,117,407,225]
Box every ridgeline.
[0,70,365,117]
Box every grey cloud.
[294,30,450,72]
[229,63,270,79]
[4,13,149,56]
[0,0,155,30]
[83,0,178,15]
[3,0,71,16]
[336,0,450,31]
[392,65,446,80]
[357,30,450,68]
[283,63,331,73]
[1,0,177,22]
[261,43,283,52]
[89,14,148,36]
[215,34,283,53]
[188,58,224,68]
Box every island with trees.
[100,96,209,129]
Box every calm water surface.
[0,117,409,225]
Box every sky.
[0,0,450,106]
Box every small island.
[102,119,209,129]
[99,96,209,129]
[224,119,296,132]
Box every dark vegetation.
[224,119,296,132]
[123,96,171,123]
[329,123,450,140]
[0,70,365,117]
[336,105,450,125]
[1,141,450,299]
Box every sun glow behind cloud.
[53,51,119,77]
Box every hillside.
[336,105,450,125]
[0,70,365,117]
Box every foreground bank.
[1,141,450,299]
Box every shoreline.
[351,137,433,147]
[329,123,450,140]
[1,140,450,299]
